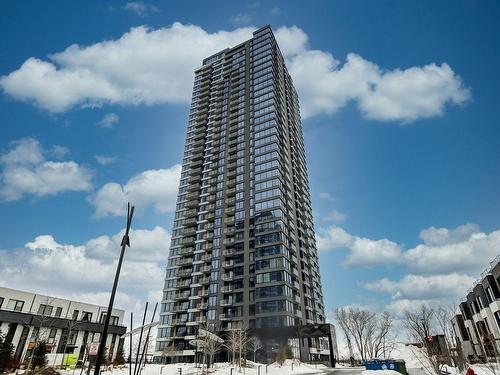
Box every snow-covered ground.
[387,343,498,375]
[13,342,500,375]
[58,361,331,375]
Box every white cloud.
[0,138,93,201]
[418,222,480,246]
[50,145,69,158]
[270,7,281,16]
[123,2,159,16]
[318,222,497,274]
[318,222,497,312]
[274,26,308,56]
[85,226,170,263]
[97,112,119,128]
[0,226,169,322]
[0,23,254,112]
[316,225,352,251]
[363,273,475,301]
[404,226,500,275]
[94,155,117,166]
[346,237,402,267]
[88,164,181,217]
[0,23,470,123]
[316,225,402,267]
[325,209,346,224]
[286,51,470,120]
[318,191,334,201]
[229,13,252,26]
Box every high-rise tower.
[156,26,335,364]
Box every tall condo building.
[156,26,336,364]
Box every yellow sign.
[63,354,78,367]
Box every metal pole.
[133,302,149,375]
[129,312,133,375]
[137,303,158,372]
[93,203,135,375]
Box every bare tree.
[27,297,59,372]
[334,307,355,364]
[247,336,262,363]
[225,325,249,372]
[335,307,394,362]
[225,330,239,364]
[435,304,467,372]
[197,321,224,374]
[403,305,444,375]
[365,311,395,360]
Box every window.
[256,271,283,284]
[55,307,63,318]
[68,331,78,345]
[256,300,286,314]
[7,299,24,312]
[256,257,285,271]
[99,312,119,326]
[0,297,4,309]
[495,311,500,333]
[486,287,495,303]
[72,310,79,321]
[81,311,93,322]
[477,297,483,310]
[48,328,57,344]
[37,304,53,316]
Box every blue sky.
[1,0,499,322]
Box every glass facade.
[156,26,326,359]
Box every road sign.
[88,342,100,356]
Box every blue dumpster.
[363,359,408,375]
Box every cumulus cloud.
[0,23,470,122]
[418,222,480,246]
[123,2,159,16]
[0,226,169,322]
[319,222,497,309]
[287,51,470,120]
[94,155,117,166]
[0,138,93,201]
[50,145,69,158]
[274,26,308,56]
[318,222,497,274]
[229,13,252,26]
[363,273,475,301]
[316,225,402,267]
[325,209,346,224]
[318,191,334,201]
[316,225,352,251]
[88,164,181,217]
[85,226,170,262]
[97,112,119,128]
[0,23,254,112]
[347,237,402,267]
[404,226,500,275]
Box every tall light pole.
[94,203,135,375]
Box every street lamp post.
[93,203,135,375]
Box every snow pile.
[389,343,435,370]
